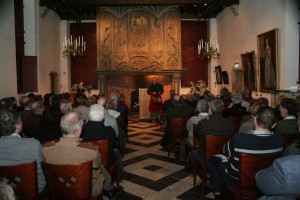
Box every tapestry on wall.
[96,6,182,71]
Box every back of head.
[220,87,229,97]
[60,111,83,136]
[280,98,299,116]
[231,93,243,104]
[255,106,276,130]
[172,94,182,106]
[243,88,252,101]
[197,99,209,113]
[88,104,105,122]
[75,94,87,106]
[208,98,224,114]
[97,96,107,107]
[0,109,20,136]
[257,97,269,107]
[31,101,44,114]
[283,139,300,156]
[169,90,175,98]
[60,99,72,115]
[249,101,264,117]
[22,97,33,108]
[0,98,13,110]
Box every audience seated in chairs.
[160,94,194,149]
[275,98,299,135]
[207,106,283,200]
[0,109,47,198]
[189,98,235,165]
[256,139,300,199]
[179,99,209,162]
[42,111,117,199]
[82,104,123,178]
[98,96,127,157]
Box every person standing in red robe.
[147,77,164,122]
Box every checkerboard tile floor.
[114,113,208,200]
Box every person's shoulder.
[22,137,41,146]
[77,142,98,152]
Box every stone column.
[171,74,181,94]
[97,74,108,97]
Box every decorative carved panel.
[97,6,181,71]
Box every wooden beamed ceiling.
[40,0,239,21]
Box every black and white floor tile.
[114,113,209,200]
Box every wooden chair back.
[282,134,300,147]
[239,153,278,189]
[228,116,242,133]
[90,140,109,168]
[205,134,233,159]
[193,124,200,148]
[0,161,38,200]
[42,160,93,199]
[193,134,233,198]
[168,117,189,140]
[167,117,189,160]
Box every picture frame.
[215,66,222,84]
[221,71,229,84]
[257,28,278,92]
[241,50,257,91]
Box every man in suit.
[0,109,47,197]
[22,101,44,138]
[82,104,123,176]
[256,139,300,199]
[42,111,115,199]
[189,98,235,164]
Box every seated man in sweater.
[42,111,116,199]
[207,106,283,199]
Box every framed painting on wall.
[241,50,257,91]
[215,66,222,84]
[257,28,278,92]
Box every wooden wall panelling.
[71,23,98,88]
[21,56,38,92]
[181,21,208,87]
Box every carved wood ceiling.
[40,0,239,21]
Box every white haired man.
[42,111,116,198]
[82,104,123,179]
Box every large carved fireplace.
[94,6,185,105]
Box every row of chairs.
[165,117,299,199]
[0,139,117,199]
